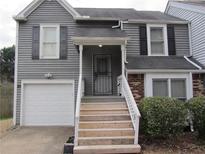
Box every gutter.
[127,69,205,74]
[74,17,189,24]
[126,19,190,24]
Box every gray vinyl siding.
[83,46,121,96]
[123,23,190,56]
[16,0,79,125]
[166,5,205,65]
[123,23,140,56]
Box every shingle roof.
[126,56,199,70]
[75,8,185,22]
[74,27,127,37]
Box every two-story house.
[165,0,205,97]
[13,0,204,153]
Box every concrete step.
[79,128,134,137]
[80,108,129,115]
[82,96,125,103]
[79,121,133,129]
[78,136,134,146]
[74,144,141,154]
[80,114,131,121]
[81,102,127,109]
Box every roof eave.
[13,16,28,21]
[126,19,190,24]
[74,17,189,24]
[72,36,129,45]
[74,16,121,21]
[127,69,205,74]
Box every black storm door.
[93,55,112,95]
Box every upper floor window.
[40,25,60,59]
[147,24,168,56]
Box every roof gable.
[14,0,80,21]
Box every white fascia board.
[127,69,205,74]
[14,0,45,21]
[184,56,202,70]
[56,0,81,17]
[72,37,129,45]
[126,19,190,24]
[164,1,171,13]
[74,17,121,21]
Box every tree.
[0,45,15,82]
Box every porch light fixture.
[99,44,103,48]
[44,73,53,79]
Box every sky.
[0,0,169,49]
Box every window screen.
[153,79,168,97]
[150,27,164,55]
[171,79,186,100]
[41,26,59,58]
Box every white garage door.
[22,82,74,126]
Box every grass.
[140,132,205,154]
[0,82,14,120]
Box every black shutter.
[167,24,176,55]
[60,26,68,59]
[32,26,40,59]
[139,25,148,55]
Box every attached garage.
[20,80,74,126]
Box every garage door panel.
[22,82,74,126]
[24,107,72,113]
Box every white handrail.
[120,75,141,144]
[74,75,82,146]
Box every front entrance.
[93,55,112,95]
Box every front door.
[93,55,112,95]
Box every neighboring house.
[165,1,205,97]
[13,0,204,153]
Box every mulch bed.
[139,132,205,154]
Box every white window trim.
[144,73,193,100]
[40,24,60,59]
[147,24,168,56]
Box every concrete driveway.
[0,127,74,154]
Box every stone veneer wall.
[128,74,144,103]
[192,74,205,97]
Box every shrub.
[139,97,187,138]
[188,97,205,139]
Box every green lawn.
[0,82,14,120]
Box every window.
[40,25,60,59]
[152,78,186,100]
[171,79,186,100]
[153,79,168,97]
[147,24,168,56]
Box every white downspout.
[188,22,193,56]
[112,20,121,29]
